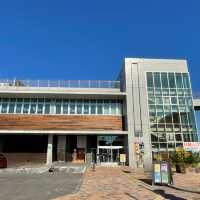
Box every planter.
[175,164,186,173]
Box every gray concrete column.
[46,135,53,166]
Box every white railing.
[0,79,120,89]
[193,92,200,99]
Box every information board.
[153,161,172,185]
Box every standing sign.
[153,161,173,185]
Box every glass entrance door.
[98,146,122,164]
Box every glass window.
[44,104,50,114]
[175,134,182,141]
[154,72,161,88]
[56,104,61,114]
[155,97,162,105]
[77,100,82,114]
[30,104,37,114]
[163,97,170,104]
[23,104,29,114]
[1,103,8,113]
[104,100,110,114]
[83,100,89,114]
[161,73,169,88]
[171,97,177,104]
[8,103,15,113]
[69,100,75,114]
[97,100,103,114]
[183,73,190,88]
[168,73,176,88]
[147,72,153,87]
[16,103,22,113]
[62,103,68,114]
[37,104,43,114]
[148,96,155,104]
[90,100,96,114]
[111,100,116,114]
[117,101,122,115]
[175,73,183,88]
[178,97,185,105]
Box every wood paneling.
[0,114,123,131]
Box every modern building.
[0,58,199,171]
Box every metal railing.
[193,92,200,99]
[0,79,120,89]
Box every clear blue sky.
[0,0,199,88]
[0,0,200,129]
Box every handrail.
[0,79,120,89]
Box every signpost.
[153,161,173,185]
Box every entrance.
[98,146,123,163]
[97,135,124,165]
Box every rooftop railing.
[193,92,200,99]
[0,79,120,89]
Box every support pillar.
[46,135,53,166]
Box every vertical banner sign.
[154,163,161,183]
[161,163,168,184]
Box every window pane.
[16,103,22,113]
[175,73,183,88]
[168,73,176,88]
[97,100,103,114]
[56,104,61,114]
[62,103,68,114]
[1,103,8,113]
[23,104,29,114]
[44,104,50,114]
[90,100,96,114]
[30,104,36,114]
[83,100,89,114]
[77,101,82,114]
[183,73,190,88]
[37,104,43,114]
[147,72,153,87]
[161,73,169,88]
[104,100,110,114]
[70,101,75,114]
[154,72,161,88]
[8,103,15,113]
[111,101,116,114]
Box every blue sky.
[0,0,200,128]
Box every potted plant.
[169,148,186,173]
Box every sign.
[120,154,126,163]
[183,142,200,152]
[153,162,173,185]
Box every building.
[0,58,199,171]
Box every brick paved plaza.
[54,167,200,200]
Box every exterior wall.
[123,58,189,171]
[0,114,123,131]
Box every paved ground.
[54,167,200,200]
[0,171,83,200]
[54,167,162,200]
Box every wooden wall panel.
[0,114,123,131]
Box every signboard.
[153,162,173,185]
[183,142,200,152]
[120,154,126,163]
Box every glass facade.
[0,98,122,116]
[147,72,198,152]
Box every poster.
[161,163,168,183]
[154,164,161,183]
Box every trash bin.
[0,153,7,168]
